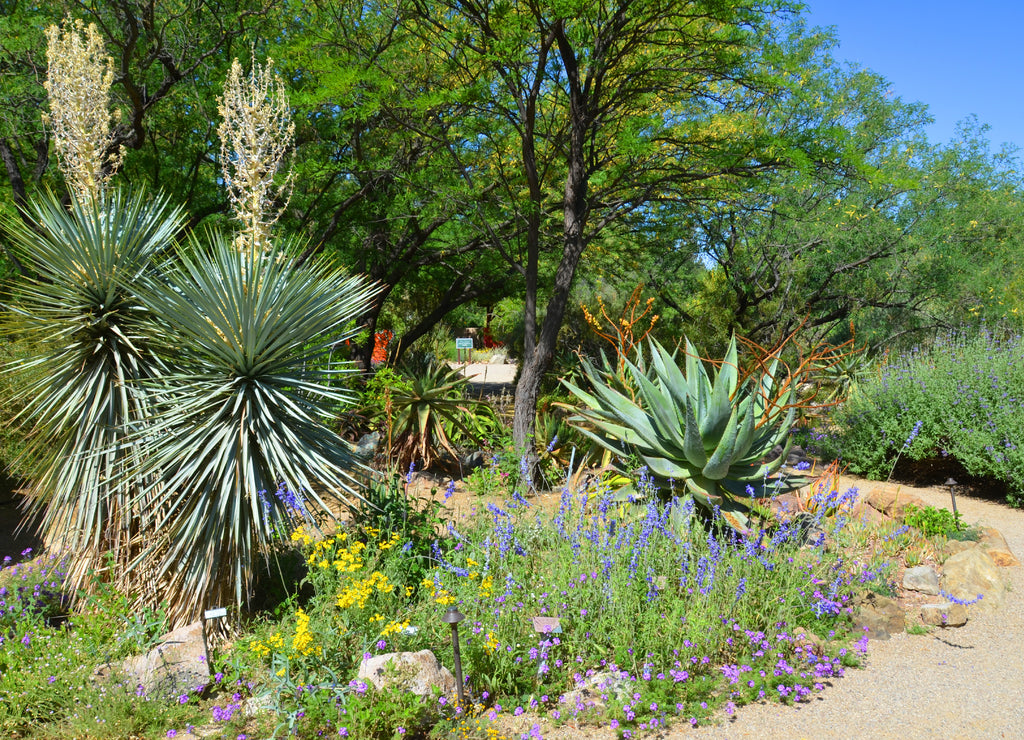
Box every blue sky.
[804,1,1024,151]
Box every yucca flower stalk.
[43,18,122,204]
[217,53,295,252]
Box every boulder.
[853,591,905,640]
[940,548,1005,612]
[461,450,488,471]
[941,539,976,559]
[95,621,211,701]
[854,504,886,526]
[976,527,1021,567]
[902,565,940,595]
[785,445,811,466]
[865,488,927,519]
[768,493,803,521]
[354,432,380,458]
[921,602,969,627]
[560,669,633,716]
[357,650,456,698]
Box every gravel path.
[680,478,1024,740]
[492,478,1024,740]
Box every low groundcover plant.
[233,473,875,739]
[0,474,879,739]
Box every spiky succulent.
[564,337,803,531]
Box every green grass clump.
[818,328,1024,505]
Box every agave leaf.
[681,473,722,508]
[701,336,739,444]
[574,370,674,455]
[682,398,708,469]
[729,399,759,462]
[637,451,695,481]
[629,360,687,453]
[648,339,691,411]
[684,338,709,411]
[701,404,742,480]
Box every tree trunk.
[512,24,591,481]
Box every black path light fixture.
[944,477,960,522]
[441,606,466,707]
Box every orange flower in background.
[372,330,393,364]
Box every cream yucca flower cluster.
[43,19,122,203]
[217,54,295,252]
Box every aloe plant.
[564,337,803,531]
[388,362,491,470]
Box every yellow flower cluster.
[302,531,366,573]
[464,558,494,598]
[483,631,499,655]
[291,525,314,547]
[291,608,319,657]
[336,571,395,610]
[421,576,457,606]
[380,619,410,638]
[249,630,284,658]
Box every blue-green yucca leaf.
[0,187,183,592]
[129,232,381,621]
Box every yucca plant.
[564,337,803,532]
[129,233,379,623]
[1,187,183,594]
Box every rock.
[854,504,886,526]
[560,669,633,715]
[921,602,969,627]
[853,591,905,640]
[768,492,803,520]
[786,445,811,466]
[242,693,276,718]
[792,626,824,652]
[941,539,976,559]
[976,527,1021,567]
[489,353,508,365]
[461,450,488,471]
[865,488,927,519]
[354,432,380,458]
[357,650,456,698]
[941,548,1005,612]
[95,621,211,701]
[903,565,940,595]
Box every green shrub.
[819,328,1024,504]
[902,505,962,538]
